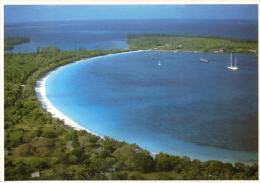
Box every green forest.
[4,43,259,180]
[4,37,30,50]
[126,33,258,54]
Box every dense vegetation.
[4,45,258,180]
[39,46,61,53]
[126,34,258,54]
[4,37,30,50]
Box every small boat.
[227,53,239,70]
[200,58,209,62]
[158,60,161,66]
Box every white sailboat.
[227,53,239,70]
[158,60,161,66]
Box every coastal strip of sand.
[35,70,92,132]
[34,50,157,156]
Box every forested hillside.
[4,46,258,180]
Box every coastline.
[35,69,93,133]
[34,50,158,157]
[35,50,135,132]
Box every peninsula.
[4,37,30,50]
[126,34,258,55]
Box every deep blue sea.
[4,19,258,53]
[5,19,258,164]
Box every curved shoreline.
[35,50,149,133]
[35,50,158,157]
[34,50,257,164]
[35,52,125,135]
[35,69,92,131]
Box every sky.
[3,4,259,23]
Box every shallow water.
[45,51,258,164]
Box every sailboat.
[227,53,239,70]
[158,60,161,66]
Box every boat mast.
[235,58,237,67]
[230,53,233,67]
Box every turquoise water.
[45,51,258,164]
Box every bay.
[45,51,258,164]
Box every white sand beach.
[35,69,93,132]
